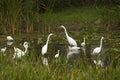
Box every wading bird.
[6,36,13,41]
[81,37,85,47]
[60,25,77,47]
[42,33,53,55]
[55,50,60,58]
[81,37,86,56]
[92,37,104,55]
[13,42,29,59]
[1,47,7,56]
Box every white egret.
[81,37,85,47]
[6,36,13,41]
[81,37,86,56]
[55,50,60,58]
[42,33,53,55]
[1,47,7,56]
[60,25,77,47]
[13,42,29,59]
[92,37,104,55]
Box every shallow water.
[0,29,120,61]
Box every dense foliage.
[0,0,119,34]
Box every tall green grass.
[0,1,119,34]
[0,0,39,34]
[0,50,120,80]
[40,5,120,29]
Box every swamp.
[0,0,120,80]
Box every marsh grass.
[0,4,119,34]
[40,5,119,27]
[0,2,120,80]
[0,48,120,80]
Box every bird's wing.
[42,45,47,55]
[68,36,77,46]
[92,47,100,55]
[16,48,24,57]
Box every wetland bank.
[0,0,120,80]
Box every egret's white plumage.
[13,47,24,58]
[23,42,29,53]
[68,46,80,54]
[60,25,77,47]
[42,33,53,55]
[81,37,86,56]
[13,42,29,59]
[1,47,6,53]
[6,36,13,41]
[69,46,80,50]
[81,37,85,47]
[92,37,104,55]
[55,50,60,58]
[1,47,7,55]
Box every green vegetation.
[0,0,120,80]
[0,50,120,80]
[0,33,120,80]
[0,0,119,34]
[41,5,120,26]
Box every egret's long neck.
[100,38,103,49]
[58,50,60,54]
[63,27,69,38]
[84,38,85,43]
[24,47,28,53]
[46,35,51,45]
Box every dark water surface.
[0,29,120,60]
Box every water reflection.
[66,46,80,65]
[42,56,49,66]
[0,31,120,67]
[7,41,13,46]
